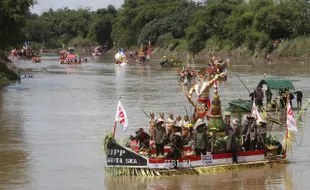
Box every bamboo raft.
[104,157,288,177]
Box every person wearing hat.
[245,117,258,151]
[254,87,264,110]
[226,126,238,164]
[166,125,183,168]
[182,127,191,146]
[257,121,267,150]
[265,88,273,106]
[224,111,232,136]
[242,115,255,151]
[135,128,150,150]
[154,120,166,156]
[232,119,240,137]
[193,121,208,156]
[294,89,303,109]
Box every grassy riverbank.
[0,52,20,86]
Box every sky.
[31,0,124,14]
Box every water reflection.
[104,165,291,190]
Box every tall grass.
[276,37,310,57]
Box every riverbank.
[44,36,310,65]
[0,52,20,86]
[104,46,310,66]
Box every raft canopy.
[257,78,295,90]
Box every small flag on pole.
[287,101,297,132]
[251,101,263,123]
[283,100,298,157]
[115,100,128,132]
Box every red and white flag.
[115,100,128,132]
[252,101,263,123]
[287,101,298,132]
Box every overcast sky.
[31,0,124,14]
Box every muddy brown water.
[0,56,310,190]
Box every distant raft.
[160,58,182,67]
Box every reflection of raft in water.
[160,59,182,67]
[104,138,287,177]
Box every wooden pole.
[112,120,117,139]
[112,97,121,139]
[284,92,289,159]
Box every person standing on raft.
[188,69,220,113]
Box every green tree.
[0,0,37,50]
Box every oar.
[230,66,251,94]
[189,162,199,176]
[141,108,151,119]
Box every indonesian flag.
[115,100,128,132]
[287,101,298,132]
[252,101,263,123]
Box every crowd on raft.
[127,111,282,168]
[249,86,304,111]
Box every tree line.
[8,0,310,55]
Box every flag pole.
[112,97,122,139]
[284,94,289,159]
[112,120,117,139]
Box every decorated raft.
[104,137,287,176]
[103,67,303,177]
[160,57,182,67]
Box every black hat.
[246,115,255,119]
[173,125,182,132]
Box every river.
[0,56,310,190]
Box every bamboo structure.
[104,159,288,177]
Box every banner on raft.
[106,141,149,168]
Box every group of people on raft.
[129,110,277,168]
[128,58,282,168]
[250,86,304,111]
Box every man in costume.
[182,114,190,128]
[188,69,219,113]
[166,113,175,135]
[148,111,157,140]
[175,115,183,127]
[158,112,165,122]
